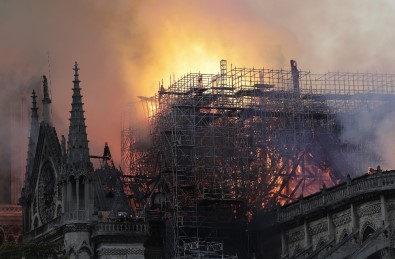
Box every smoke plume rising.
[338,94,395,170]
[0,0,395,200]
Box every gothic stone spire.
[26,90,40,178]
[67,62,91,169]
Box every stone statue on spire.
[42,75,52,126]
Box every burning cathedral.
[16,59,395,258]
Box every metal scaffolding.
[123,60,395,258]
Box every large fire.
[123,59,392,213]
[120,1,296,103]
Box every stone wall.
[278,171,395,258]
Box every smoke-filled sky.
[1,0,395,166]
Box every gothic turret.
[20,89,40,232]
[66,62,91,170]
[42,75,52,125]
[63,62,94,230]
[26,90,40,178]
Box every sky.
[1,0,395,167]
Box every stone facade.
[19,64,148,258]
[278,170,395,259]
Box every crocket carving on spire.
[66,62,92,171]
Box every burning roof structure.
[121,60,395,258]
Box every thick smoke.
[337,94,395,170]
[0,0,395,191]
[0,74,40,203]
[0,1,135,164]
[247,0,395,73]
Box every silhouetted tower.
[62,62,94,255]
[20,90,40,233]
[64,61,93,216]
[66,62,91,166]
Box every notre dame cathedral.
[19,62,150,258]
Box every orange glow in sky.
[1,0,395,166]
[119,0,296,101]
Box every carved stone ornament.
[359,203,381,217]
[308,221,328,235]
[38,161,56,223]
[333,210,351,227]
[288,229,305,243]
[97,247,145,256]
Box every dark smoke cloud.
[0,1,140,164]
[0,0,395,189]
[0,74,40,203]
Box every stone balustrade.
[25,216,149,241]
[278,170,395,222]
[94,221,149,235]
